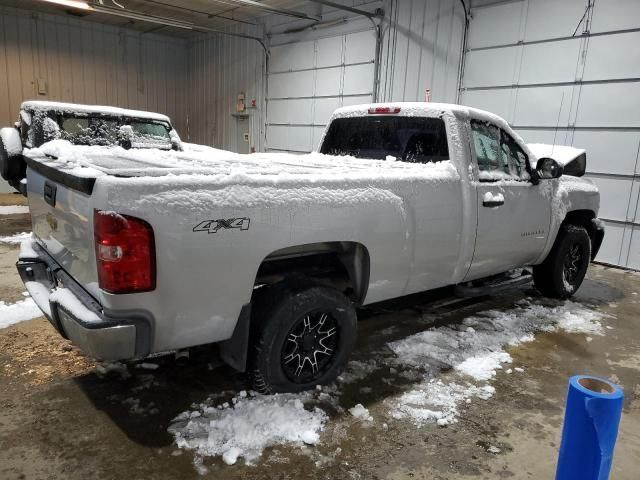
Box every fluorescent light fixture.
[40,0,93,10]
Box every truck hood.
[526,143,587,177]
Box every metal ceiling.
[0,0,337,37]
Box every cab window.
[470,120,530,181]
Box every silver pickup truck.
[16,102,603,393]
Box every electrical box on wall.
[236,92,246,113]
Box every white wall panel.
[627,227,640,270]
[467,1,525,48]
[523,0,588,42]
[465,0,640,268]
[313,126,327,151]
[269,71,315,98]
[316,36,344,68]
[572,131,640,175]
[591,0,640,33]
[344,31,376,64]
[460,89,513,122]
[513,85,574,127]
[314,98,342,124]
[268,99,313,125]
[597,221,627,265]
[343,64,375,95]
[585,175,635,222]
[519,40,582,84]
[575,83,640,128]
[378,0,464,103]
[269,42,315,72]
[463,47,519,87]
[315,67,343,97]
[583,32,640,81]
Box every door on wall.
[266,29,376,154]
[235,115,251,154]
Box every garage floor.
[1,193,639,480]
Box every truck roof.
[331,102,505,123]
[20,100,171,123]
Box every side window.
[470,120,510,180]
[500,130,530,180]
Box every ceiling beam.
[138,0,258,26]
[215,0,321,21]
[305,0,379,18]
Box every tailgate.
[25,157,100,299]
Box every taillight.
[368,106,401,114]
[94,210,156,294]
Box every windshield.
[320,116,449,163]
[55,113,172,149]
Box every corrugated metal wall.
[185,25,265,151]
[378,0,465,103]
[261,0,465,153]
[0,6,188,130]
[461,0,640,270]
[0,5,188,192]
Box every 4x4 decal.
[193,218,250,234]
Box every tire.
[248,280,357,394]
[0,128,25,184]
[533,224,591,299]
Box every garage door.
[460,0,640,269]
[266,29,376,153]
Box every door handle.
[44,181,57,207]
[482,192,504,208]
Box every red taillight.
[94,210,156,294]
[368,106,401,114]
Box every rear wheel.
[533,225,591,299]
[248,280,357,394]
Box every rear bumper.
[16,242,151,361]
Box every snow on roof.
[329,102,529,154]
[526,143,586,165]
[20,100,171,123]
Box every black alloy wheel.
[281,311,339,384]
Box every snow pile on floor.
[168,391,327,468]
[0,296,43,328]
[390,380,495,426]
[0,232,32,244]
[389,300,607,382]
[387,300,611,426]
[0,205,29,215]
[348,403,373,422]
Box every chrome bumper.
[16,245,149,361]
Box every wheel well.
[562,210,600,258]
[254,242,370,305]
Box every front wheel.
[248,281,357,394]
[533,225,591,299]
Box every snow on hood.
[526,143,586,166]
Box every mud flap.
[219,303,252,372]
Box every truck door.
[465,119,552,281]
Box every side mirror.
[536,157,563,180]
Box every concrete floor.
[0,193,639,479]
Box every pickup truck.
[0,100,183,193]
[16,102,604,393]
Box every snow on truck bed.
[25,140,460,211]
